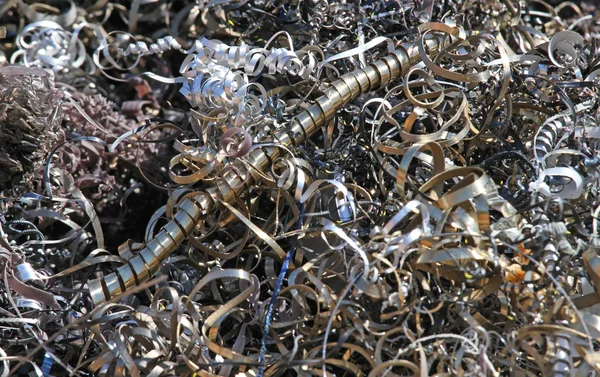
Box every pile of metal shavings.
[0,66,62,194]
[7,0,600,376]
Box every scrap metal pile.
[3,0,600,375]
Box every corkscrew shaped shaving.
[88,33,445,306]
[120,35,317,78]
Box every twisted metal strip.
[119,36,183,56]
[121,36,316,78]
[535,116,569,163]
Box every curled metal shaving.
[5,1,600,377]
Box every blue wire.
[257,203,304,377]
[41,353,53,377]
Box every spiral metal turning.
[88,36,444,306]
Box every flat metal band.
[179,199,202,221]
[173,209,195,234]
[337,74,361,100]
[361,65,381,91]
[117,264,136,290]
[139,248,161,275]
[89,278,107,305]
[129,255,150,283]
[163,221,185,245]
[381,55,402,79]
[104,274,123,297]
[294,112,316,142]
[146,238,167,260]
[316,96,337,121]
[155,230,174,254]
[350,70,371,94]
[372,60,391,87]
[307,101,327,127]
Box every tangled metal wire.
[3,0,600,376]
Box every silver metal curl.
[541,242,559,273]
[179,64,268,128]
[119,36,183,56]
[121,36,317,79]
[545,332,573,377]
[534,117,568,162]
[13,21,95,73]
